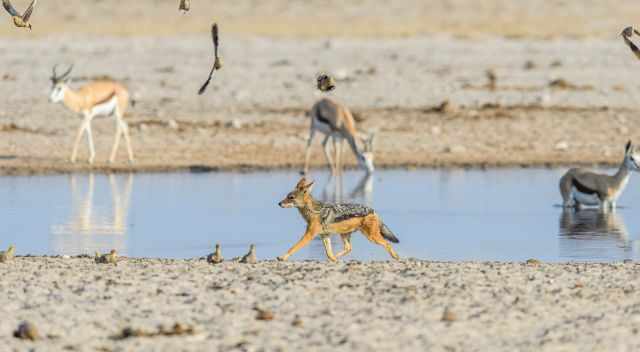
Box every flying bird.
[179,0,190,14]
[316,73,336,92]
[3,0,36,30]
[621,26,640,61]
[198,23,223,95]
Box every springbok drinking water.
[303,98,374,175]
[559,141,640,210]
[49,65,134,164]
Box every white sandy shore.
[1,257,639,351]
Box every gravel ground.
[1,257,640,351]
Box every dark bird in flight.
[317,73,336,92]
[2,0,36,30]
[198,23,223,95]
[179,0,190,14]
[621,26,640,61]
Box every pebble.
[441,307,457,322]
[554,141,569,151]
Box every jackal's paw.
[277,256,287,262]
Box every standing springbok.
[303,98,374,175]
[49,65,134,164]
[559,141,640,210]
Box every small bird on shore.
[207,243,224,264]
[0,244,15,263]
[2,0,36,30]
[178,0,190,13]
[239,244,257,264]
[621,26,640,61]
[13,321,39,341]
[198,23,223,95]
[95,249,118,265]
[254,306,274,321]
[317,73,336,92]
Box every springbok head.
[624,140,640,171]
[49,64,73,103]
[360,133,375,174]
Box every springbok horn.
[59,64,74,80]
[51,64,59,81]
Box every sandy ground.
[1,257,639,351]
[2,0,640,39]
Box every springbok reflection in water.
[307,173,375,259]
[320,173,374,204]
[558,208,636,260]
[50,174,133,255]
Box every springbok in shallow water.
[303,98,374,175]
[49,65,134,164]
[559,141,640,210]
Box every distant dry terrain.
[3,0,640,38]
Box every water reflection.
[558,208,634,260]
[320,173,374,205]
[6,168,640,261]
[49,174,133,255]
[305,173,375,259]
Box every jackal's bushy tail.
[380,222,399,243]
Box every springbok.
[559,141,640,210]
[303,98,374,175]
[48,65,134,164]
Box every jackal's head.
[279,178,314,208]
[624,140,640,171]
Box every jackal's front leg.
[320,235,338,262]
[277,225,319,261]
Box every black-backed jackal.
[278,177,399,262]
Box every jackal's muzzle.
[278,200,294,208]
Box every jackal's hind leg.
[336,233,352,258]
[361,216,399,260]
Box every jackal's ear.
[626,140,633,153]
[304,181,314,192]
[295,177,308,190]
